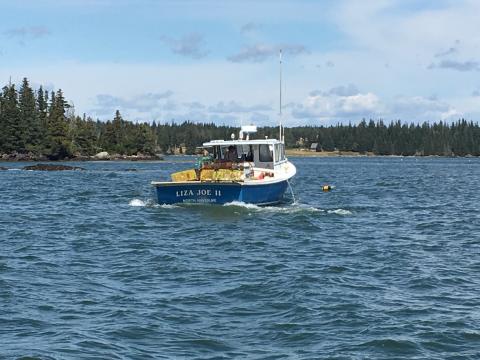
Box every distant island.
[1,77,479,161]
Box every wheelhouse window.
[240,145,254,161]
[274,144,280,162]
[259,144,273,162]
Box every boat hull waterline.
[153,180,289,205]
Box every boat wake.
[129,198,180,209]
[129,199,147,207]
[327,208,352,215]
[223,201,352,215]
[129,198,352,215]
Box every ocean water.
[1,156,479,359]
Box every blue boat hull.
[154,181,289,205]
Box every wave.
[223,201,325,214]
[223,201,353,215]
[155,203,181,209]
[327,209,353,215]
[129,198,180,209]
[224,202,353,215]
[223,201,263,210]
[129,199,147,207]
[130,199,352,215]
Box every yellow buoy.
[322,185,332,192]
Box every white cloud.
[159,33,209,59]
[292,86,381,121]
[4,26,50,39]
[325,60,335,68]
[391,95,461,121]
[4,0,480,127]
[434,39,460,58]
[208,100,271,113]
[310,84,359,97]
[92,91,173,115]
[1,60,282,123]
[334,0,480,59]
[428,60,480,72]
[227,43,308,63]
[240,22,262,34]
[183,101,206,110]
[439,108,462,121]
[289,88,463,124]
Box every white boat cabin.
[202,139,286,170]
[201,125,286,170]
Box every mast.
[279,49,283,142]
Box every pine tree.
[18,78,39,152]
[112,109,125,153]
[72,115,98,155]
[0,85,21,153]
[45,89,71,159]
[36,86,48,152]
[2,77,480,158]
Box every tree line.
[0,78,479,159]
[281,119,480,156]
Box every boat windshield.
[209,142,284,169]
[214,145,254,162]
[259,144,273,162]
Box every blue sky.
[1,0,479,126]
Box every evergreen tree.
[1,77,480,158]
[45,89,71,159]
[71,115,98,155]
[18,78,38,152]
[0,84,21,153]
[36,86,48,151]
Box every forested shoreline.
[1,78,479,160]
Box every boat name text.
[176,189,222,197]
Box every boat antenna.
[279,49,283,142]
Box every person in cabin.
[246,147,254,162]
[225,145,238,162]
[195,149,213,180]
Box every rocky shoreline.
[0,151,164,162]
[22,164,85,171]
[285,149,479,158]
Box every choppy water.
[1,156,480,359]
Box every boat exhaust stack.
[239,125,257,141]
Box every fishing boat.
[151,50,295,205]
[151,126,296,205]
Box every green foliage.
[44,90,71,159]
[283,119,480,156]
[0,77,479,159]
[18,78,38,151]
[0,84,21,153]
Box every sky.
[1,0,479,126]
